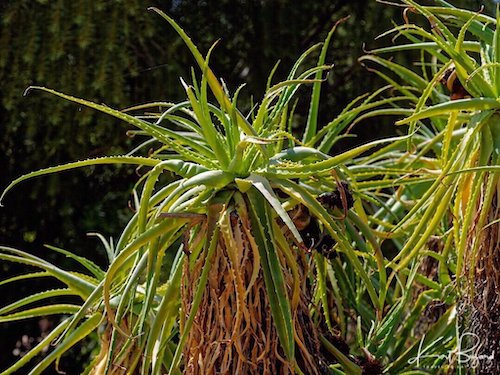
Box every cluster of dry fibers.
[460,177,499,374]
[181,202,326,374]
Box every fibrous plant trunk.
[181,197,326,374]
[459,175,499,374]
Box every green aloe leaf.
[0,289,76,315]
[0,304,81,323]
[242,174,303,244]
[148,8,264,153]
[29,313,103,375]
[264,134,410,178]
[303,18,345,143]
[396,99,500,125]
[0,272,50,287]
[0,247,96,298]
[145,252,185,374]
[44,245,105,280]
[25,86,214,167]
[246,187,295,361]
[0,156,161,205]
[0,318,71,375]
[319,335,362,375]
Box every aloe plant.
[7,2,499,374]
[360,0,500,373]
[0,8,411,374]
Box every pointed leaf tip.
[23,85,47,97]
[179,77,189,90]
[23,86,34,97]
[0,189,9,207]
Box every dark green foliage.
[0,0,170,254]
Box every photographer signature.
[408,332,495,369]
